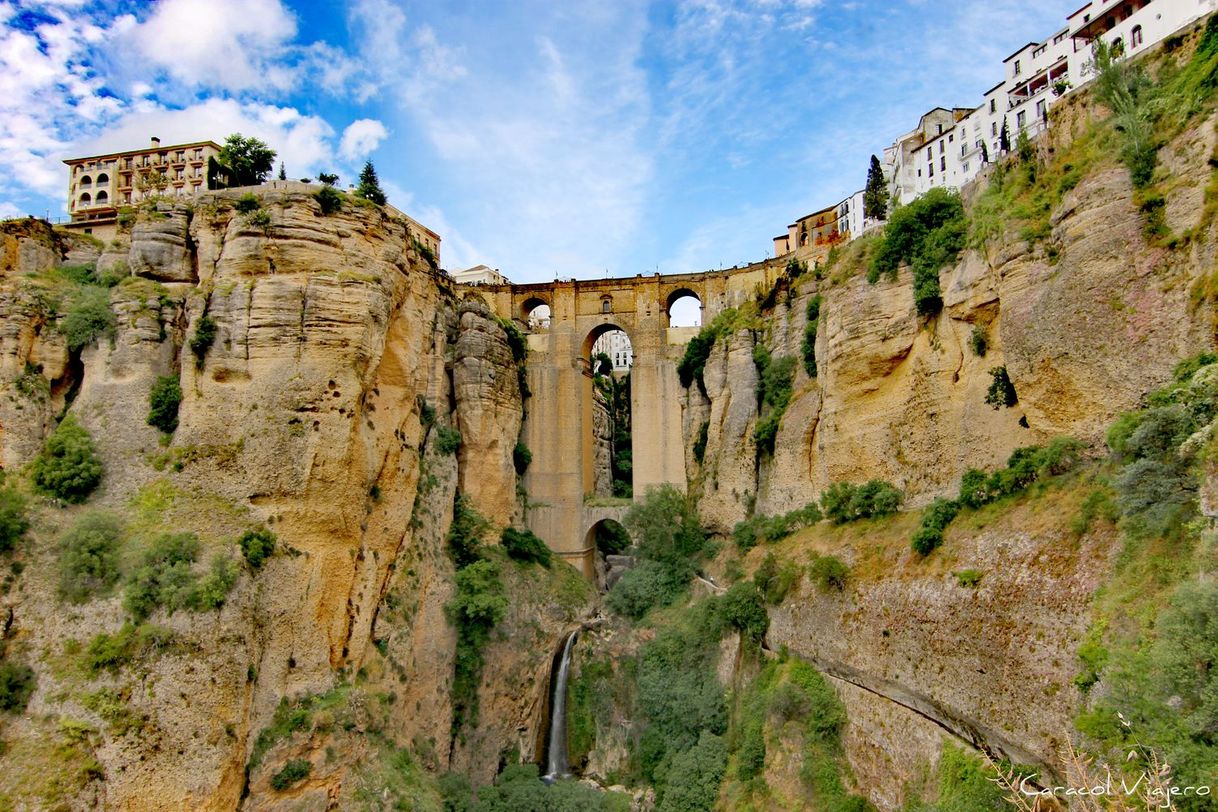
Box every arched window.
[1131,25,1143,48]
[601,296,612,314]
[79,175,92,188]
[79,192,92,205]
[95,190,108,204]
[96,173,109,184]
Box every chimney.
[150,136,161,148]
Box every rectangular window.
[948,133,954,143]
[928,163,934,177]
[1036,99,1046,119]
[1014,59,1021,75]
[1017,110,1027,129]
[963,161,970,172]
[939,140,945,154]
[991,122,998,136]
[989,99,996,113]
[940,156,946,171]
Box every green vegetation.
[57,512,124,603]
[594,368,633,497]
[450,764,629,811]
[435,425,462,455]
[605,485,711,620]
[692,420,709,464]
[914,438,1083,556]
[732,501,821,552]
[911,497,960,556]
[955,569,984,588]
[1090,37,1157,188]
[984,365,1017,409]
[725,656,866,811]
[904,745,1010,812]
[147,374,182,433]
[447,558,508,734]
[863,154,889,220]
[657,731,727,812]
[820,480,902,524]
[0,658,35,712]
[239,527,276,570]
[808,553,850,592]
[82,622,173,675]
[0,483,29,554]
[676,308,760,390]
[355,160,387,205]
[868,187,966,316]
[447,494,490,568]
[801,294,823,378]
[31,415,103,503]
[60,285,116,352]
[217,134,276,187]
[969,325,988,357]
[314,184,343,214]
[752,344,797,455]
[190,314,218,368]
[499,527,551,567]
[248,684,354,769]
[512,441,531,474]
[753,552,801,604]
[123,532,236,620]
[719,581,769,644]
[234,193,261,214]
[270,759,312,791]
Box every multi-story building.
[882,108,973,206]
[773,189,872,261]
[451,264,509,285]
[592,329,633,372]
[63,136,224,241]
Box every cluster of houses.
[773,0,1218,264]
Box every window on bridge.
[667,291,702,327]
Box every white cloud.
[126,0,299,92]
[339,119,388,162]
[0,201,23,219]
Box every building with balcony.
[63,136,223,243]
[452,264,509,286]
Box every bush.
[692,421,709,464]
[624,485,710,577]
[500,527,551,567]
[808,554,849,591]
[447,558,507,732]
[239,527,276,570]
[606,559,685,619]
[719,581,769,643]
[447,495,490,568]
[732,502,821,552]
[497,318,528,364]
[190,315,217,368]
[58,512,124,603]
[802,295,823,378]
[30,415,103,503]
[868,187,966,316]
[0,659,35,712]
[234,193,261,214]
[270,759,311,791]
[984,365,1017,408]
[969,325,988,357]
[436,425,462,455]
[189,555,237,611]
[911,497,960,556]
[678,329,718,389]
[314,185,342,214]
[656,731,727,812]
[123,532,201,621]
[955,569,983,588]
[512,441,532,474]
[147,375,182,433]
[60,286,116,352]
[754,552,800,605]
[0,486,28,554]
[821,480,902,524]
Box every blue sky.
[0,0,1072,283]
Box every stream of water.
[542,629,579,783]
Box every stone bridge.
[470,262,788,576]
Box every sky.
[0,0,1075,283]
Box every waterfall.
[542,629,579,783]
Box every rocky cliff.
[0,191,590,810]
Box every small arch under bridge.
[467,264,787,576]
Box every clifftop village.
[49,0,1216,290]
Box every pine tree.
[980,140,990,164]
[277,162,286,181]
[999,118,1011,153]
[863,154,889,220]
[355,161,387,206]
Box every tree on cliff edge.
[863,154,889,221]
[356,161,387,206]
[217,134,276,187]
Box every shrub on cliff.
[808,554,849,591]
[606,559,685,620]
[0,484,28,555]
[447,495,490,568]
[512,441,532,474]
[719,581,769,643]
[754,552,800,604]
[868,187,966,317]
[0,659,36,713]
[314,185,342,215]
[58,512,124,603]
[911,497,960,556]
[31,415,103,503]
[147,374,182,433]
[820,480,902,524]
[60,286,116,352]
[984,365,1017,408]
[656,731,727,812]
[239,527,276,570]
[802,295,823,377]
[447,558,507,732]
[436,425,462,455]
[190,315,217,368]
[500,526,551,567]
[270,759,311,791]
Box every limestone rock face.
[129,208,195,282]
[592,386,613,497]
[455,300,524,525]
[0,193,577,810]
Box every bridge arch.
[521,295,550,322]
[665,288,703,327]
[585,517,631,557]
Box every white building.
[452,264,509,286]
[592,330,633,372]
[886,0,1218,203]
